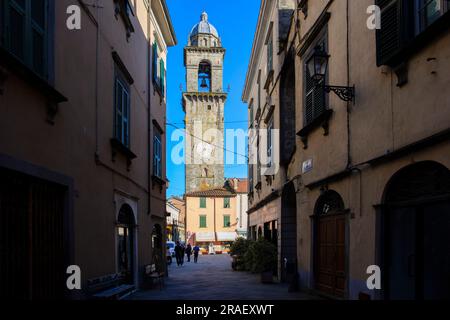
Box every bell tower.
[183,12,227,193]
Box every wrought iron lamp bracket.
[320,84,355,103]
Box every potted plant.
[248,239,277,283]
[229,238,250,271]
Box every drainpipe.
[147,1,152,217]
[214,198,217,243]
[94,0,100,161]
[346,0,352,168]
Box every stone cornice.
[184,46,226,54]
[183,92,228,99]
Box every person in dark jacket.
[174,241,184,266]
[185,244,192,262]
[193,245,200,263]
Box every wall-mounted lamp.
[307,46,355,103]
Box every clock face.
[196,142,213,160]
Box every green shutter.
[224,198,230,208]
[200,197,206,208]
[160,59,165,96]
[223,215,230,228]
[200,215,207,228]
[152,42,158,83]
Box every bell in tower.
[183,12,227,193]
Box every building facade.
[166,201,181,242]
[242,0,297,282]
[183,12,227,193]
[244,0,450,300]
[185,187,238,252]
[0,0,176,299]
[226,178,249,238]
[167,196,186,242]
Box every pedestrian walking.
[175,241,184,266]
[193,245,200,263]
[182,243,186,265]
[185,244,192,262]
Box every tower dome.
[189,12,221,47]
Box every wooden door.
[0,168,65,299]
[315,213,346,297]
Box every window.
[223,215,231,228]
[152,41,166,96]
[200,197,206,208]
[267,117,274,169]
[224,198,230,209]
[160,58,165,96]
[417,0,449,32]
[199,215,207,228]
[304,38,327,126]
[153,129,162,178]
[152,42,159,84]
[2,0,48,78]
[267,32,273,72]
[114,75,130,147]
[249,164,254,194]
[376,0,450,66]
[114,0,135,37]
[256,131,262,187]
[249,101,254,129]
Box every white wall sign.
[302,159,313,173]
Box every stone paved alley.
[128,254,319,300]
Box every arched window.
[314,190,345,215]
[198,60,211,92]
[384,161,450,204]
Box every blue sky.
[165,0,260,197]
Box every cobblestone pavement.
[128,254,320,300]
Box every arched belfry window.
[315,190,345,215]
[198,60,211,92]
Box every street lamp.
[306,46,355,103]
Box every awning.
[216,232,237,241]
[195,232,216,242]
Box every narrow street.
[129,255,318,300]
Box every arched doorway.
[281,182,297,282]
[152,224,163,272]
[117,204,136,284]
[313,190,347,298]
[382,161,450,300]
